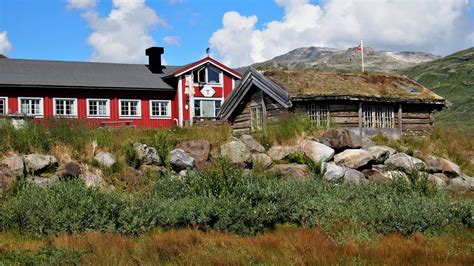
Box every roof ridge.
[2,58,182,68]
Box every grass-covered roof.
[263,69,445,103]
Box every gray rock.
[447,176,471,192]
[320,128,362,151]
[334,149,374,169]
[220,140,251,166]
[425,156,461,178]
[252,153,273,169]
[268,145,298,161]
[299,140,335,162]
[28,176,58,188]
[385,170,410,182]
[94,152,116,168]
[81,170,106,188]
[55,162,82,179]
[0,156,24,177]
[133,143,162,166]
[322,163,345,181]
[384,153,425,173]
[343,169,367,184]
[0,165,16,191]
[361,138,375,149]
[428,173,448,189]
[24,154,58,174]
[362,168,392,183]
[140,165,168,175]
[271,164,310,180]
[169,149,195,171]
[239,135,265,153]
[175,139,211,162]
[367,146,396,164]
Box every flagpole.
[361,39,365,73]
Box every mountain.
[0,54,6,59]
[403,47,474,134]
[253,46,439,72]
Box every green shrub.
[125,142,140,169]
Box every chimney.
[146,47,164,73]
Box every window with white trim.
[0,97,6,115]
[19,97,43,117]
[192,66,222,84]
[54,98,77,117]
[194,99,221,117]
[150,100,171,118]
[87,99,110,117]
[306,103,330,127]
[363,105,395,128]
[119,100,141,117]
[250,105,264,131]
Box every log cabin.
[0,47,241,128]
[218,67,446,137]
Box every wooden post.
[398,103,403,135]
[358,102,363,137]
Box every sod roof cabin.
[218,68,446,137]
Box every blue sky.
[1,0,473,67]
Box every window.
[87,99,110,118]
[54,98,77,117]
[150,100,171,118]
[306,103,330,127]
[119,99,141,118]
[19,97,43,117]
[192,66,222,84]
[251,105,264,131]
[363,105,395,128]
[194,99,221,117]
[0,97,7,115]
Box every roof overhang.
[290,95,447,105]
[0,84,175,91]
[172,57,242,79]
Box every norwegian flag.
[355,43,363,52]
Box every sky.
[0,0,473,67]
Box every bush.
[125,142,140,169]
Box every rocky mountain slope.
[253,46,439,72]
[403,47,474,134]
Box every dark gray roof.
[0,58,182,90]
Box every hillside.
[253,46,439,72]
[403,47,474,134]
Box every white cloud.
[0,31,12,55]
[67,0,97,10]
[72,0,167,64]
[210,0,474,67]
[163,35,181,46]
[169,0,184,4]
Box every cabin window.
[192,66,222,84]
[87,99,110,118]
[0,97,7,115]
[19,97,43,117]
[306,103,330,127]
[251,105,264,131]
[119,99,141,118]
[194,99,221,117]
[150,100,171,118]
[363,105,395,128]
[54,98,78,117]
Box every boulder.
[299,140,335,163]
[178,170,188,177]
[94,152,116,168]
[425,156,462,178]
[28,176,58,188]
[343,169,367,184]
[133,143,162,166]
[334,149,374,169]
[239,135,265,153]
[0,156,24,177]
[428,173,448,189]
[362,169,392,183]
[81,170,106,188]
[447,176,471,192]
[361,138,375,149]
[55,162,82,179]
[320,128,362,151]
[175,139,211,162]
[169,149,195,171]
[268,146,299,161]
[322,163,345,181]
[0,165,16,191]
[384,153,425,173]
[220,140,251,166]
[271,164,310,180]
[140,165,169,175]
[385,170,410,182]
[195,161,213,171]
[367,146,396,164]
[252,153,273,169]
[24,154,58,174]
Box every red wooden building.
[0,47,242,128]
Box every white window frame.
[193,98,222,117]
[306,103,330,127]
[119,99,142,119]
[150,100,172,119]
[0,97,8,115]
[192,66,223,86]
[18,97,44,118]
[53,97,78,118]
[251,105,264,132]
[363,105,395,128]
[86,98,110,118]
